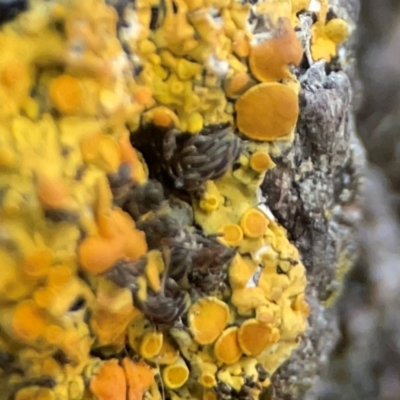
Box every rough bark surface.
[315,1,400,399]
[260,1,367,398]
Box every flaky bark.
[261,2,366,398]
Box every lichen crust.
[0,0,349,398]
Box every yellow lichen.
[199,181,224,212]
[219,223,244,246]
[231,287,268,314]
[238,319,280,356]
[163,357,190,389]
[311,0,350,61]
[151,336,180,365]
[0,0,347,394]
[140,331,164,359]
[203,390,218,400]
[188,297,230,345]
[214,327,242,365]
[228,254,258,290]
[240,208,270,239]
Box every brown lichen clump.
[0,0,349,398]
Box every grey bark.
[260,1,368,398]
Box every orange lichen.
[219,224,244,246]
[249,18,303,82]
[111,209,148,260]
[143,106,180,128]
[123,358,154,400]
[47,265,73,288]
[162,357,190,389]
[188,297,230,345]
[224,72,254,99]
[33,286,58,309]
[118,131,148,184]
[90,305,138,346]
[200,371,217,388]
[232,31,250,58]
[36,176,68,209]
[97,174,113,209]
[79,205,147,274]
[214,327,242,365]
[235,82,299,141]
[78,235,124,275]
[237,319,280,356]
[43,324,65,345]
[12,300,46,342]
[2,61,27,88]
[49,74,83,114]
[240,208,269,238]
[249,151,274,173]
[89,359,127,400]
[80,131,121,174]
[133,86,155,108]
[23,247,53,278]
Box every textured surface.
[0,0,314,398]
[315,169,400,400]
[263,63,365,399]
[314,1,400,399]
[0,0,367,398]
[260,1,367,397]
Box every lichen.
[0,0,351,398]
